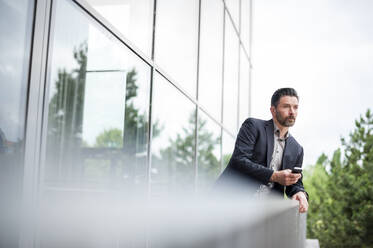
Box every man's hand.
[270,169,301,186]
[292,191,309,213]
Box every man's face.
[271,96,298,127]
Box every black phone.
[292,167,302,173]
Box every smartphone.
[292,167,302,174]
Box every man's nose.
[289,107,295,115]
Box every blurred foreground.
[11,192,307,248]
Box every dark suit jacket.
[215,118,308,198]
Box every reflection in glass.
[86,0,154,56]
[199,0,224,121]
[222,131,235,171]
[45,0,150,193]
[155,0,199,97]
[197,110,221,192]
[239,48,250,124]
[240,0,252,51]
[223,16,239,133]
[224,0,240,28]
[151,73,196,197]
[0,0,34,246]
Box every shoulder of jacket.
[242,117,266,126]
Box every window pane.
[222,131,235,171]
[154,0,199,97]
[151,73,196,197]
[199,0,224,121]
[0,0,34,246]
[223,16,239,133]
[86,0,154,57]
[240,0,252,51]
[239,48,250,124]
[45,0,150,193]
[224,0,240,28]
[197,110,221,192]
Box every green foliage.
[46,42,159,187]
[159,115,196,186]
[155,112,221,190]
[48,42,88,146]
[222,153,232,170]
[46,42,88,177]
[94,128,123,148]
[197,116,221,187]
[305,109,373,248]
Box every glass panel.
[154,0,199,97]
[199,0,224,121]
[86,0,154,57]
[240,0,251,51]
[224,0,240,28]
[45,0,150,194]
[222,131,235,171]
[223,16,239,133]
[197,110,221,192]
[0,0,34,246]
[239,47,250,124]
[151,73,196,197]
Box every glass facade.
[199,0,224,121]
[223,13,240,133]
[197,110,221,191]
[0,0,34,246]
[222,130,236,171]
[154,0,199,97]
[240,0,252,51]
[151,73,196,196]
[2,0,252,245]
[85,0,154,57]
[45,0,151,194]
[225,0,240,28]
[239,47,250,125]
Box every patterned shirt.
[255,123,289,197]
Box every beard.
[276,111,296,127]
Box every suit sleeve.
[230,119,274,185]
[285,147,309,200]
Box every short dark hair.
[271,88,299,107]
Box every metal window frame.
[194,0,202,191]
[21,0,53,247]
[147,0,158,199]
[220,6,226,172]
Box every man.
[215,88,308,213]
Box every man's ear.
[270,106,276,115]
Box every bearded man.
[215,88,309,213]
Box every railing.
[34,190,307,248]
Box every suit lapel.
[265,120,274,168]
[282,136,294,170]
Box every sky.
[251,0,373,167]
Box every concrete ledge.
[306,239,320,248]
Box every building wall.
[0,0,252,245]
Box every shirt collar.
[273,122,290,140]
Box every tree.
[46,42,88,179]
[154,113,221,192]
[304,109,373,248]
[94,128,123,148]
[46,41,160,188]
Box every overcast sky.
[251,0,373,167]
